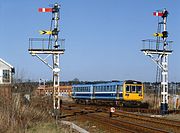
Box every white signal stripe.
[42,8,46,12]
[153,12,163,16]
[38,8,52,12]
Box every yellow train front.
[122,80,144,106]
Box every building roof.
[0,58,13,68]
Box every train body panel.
[72,80,144,105]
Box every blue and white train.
[72,80,144,106]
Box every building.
[35,85,72,97]
[0,58,15,84]
[0,58,15,100]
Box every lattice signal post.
[141,9,173,115]
[28,3,65,117]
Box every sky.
[0,0,180,82]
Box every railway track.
[115,111,180,126]
[113,111,180,133]
[120,107,180,114]
[60,101,180,132]
[84,113,171,133]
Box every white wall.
[0,70,2,84]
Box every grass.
[27,122,70,133]
[0,95,71,133]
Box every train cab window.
[132,86,136,93]
[136,86,142,93]
[126,86,130,92]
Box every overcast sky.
[0,0,180,82]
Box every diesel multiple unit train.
[72,80,144,106]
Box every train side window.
[107,86,109,92]
[100,86,103,91]
[102,86,105,91]
[111,86,113,91]
[117,85,120,90]
[103,86,105,91]
[119,86,123,92]
[109,86,112,91]
[132,86,136,93]
[103,86,106,91]
[113,85,116,91]
[126,86,130,92]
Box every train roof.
[72,80,143,87]
[72,81,124,87]
[124,80,142,84]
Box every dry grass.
[144,94,180,110]
[0,95,64,133]
[27,122,73,133]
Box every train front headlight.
[125,94,129,96]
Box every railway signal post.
[141,9,173,115]
[28,3,65,119]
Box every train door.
[117,85,120,100]
[92,85,95,99]
[123,84,130,101]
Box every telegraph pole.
[29,3,65,119]
[141,9,173,115]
